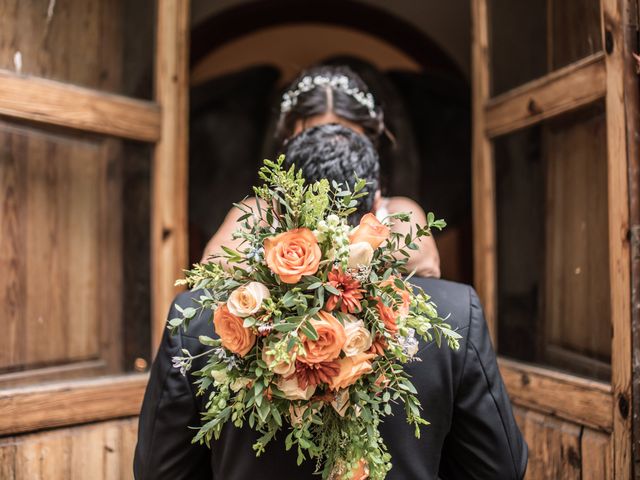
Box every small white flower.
[326,214,340,226]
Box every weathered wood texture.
[513,406,612,479]
[471,0,497,344]
[582,428,613,480]
[0,0,153,99]
[0,71,160,142]
[0,122,122,380]
[0,0,124,90]
[151,0,190,351]
[543,108,611,379]
[547,0,603,70]
[485,54,606,138]
[600,0,634,477]
[500,359,612,431]
[476,0,633,476]
[0,375,146,436]
[0,417,138,480]
[621,0,640,474]
[0,0,158,140]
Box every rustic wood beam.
[151,0,190,351]
[471,0,497,344]
[499,358,613,431]
[601,0,634,477]
[0,70,160,142]
[485,53,606,138]
[0,374,147,435]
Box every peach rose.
[227,282,270,318]
[342,314,373,357]
[277,375,316,401]
[264,228,322,283]
[213,303,256,356]
[349,213,390,250]
[299,311,347,364]
[328,353,375,390]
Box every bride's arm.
[386,197,441,278]
[201,197,266,265]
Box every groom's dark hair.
[282,123,379,224]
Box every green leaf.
[324,284,341,295]
[300,321,319,341]
[271,407,282,427]
[168,317,183,327]
[273,322,297,332]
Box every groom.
[135,124,528,479]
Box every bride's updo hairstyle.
[275,65,386,146]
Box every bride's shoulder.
[385,196,426,219]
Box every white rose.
[342,314,373,357]
[277,375,316,401]
[230,377,251,392]
[262,346,296,376]
[227,282,270,318]
[347,242,374,269]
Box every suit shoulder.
[169,289,215,340]
[409,277,474,332]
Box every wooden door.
[0,1,189,477]
[472,0,637,478]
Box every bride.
[200,65,441,278]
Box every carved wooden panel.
[513,406,613,479]
[0,417,137,479]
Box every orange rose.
[349,213,390,250]
[299,311,347,364]
[264,228,321,284]
[329,352,375,390]
[213,304,256,356]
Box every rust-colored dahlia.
[369,335,388,356]
[293,360,340,389]
[325,268,364,313]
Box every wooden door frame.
[0,0,189,436]
[471,0,638,476]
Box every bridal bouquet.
[170,157,460,479]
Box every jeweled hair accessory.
[280,74,377,118]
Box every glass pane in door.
[495,103,610,381]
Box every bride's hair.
[275,65,386,146]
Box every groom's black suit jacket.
[134,278,528,479]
